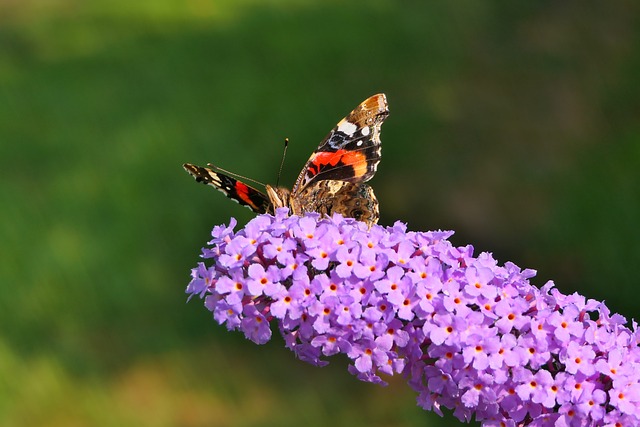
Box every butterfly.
[183,93,389,226]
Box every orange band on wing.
[338,150,368,178]
[310,150,368,179]
[235,182,260,210]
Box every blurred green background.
[1,1,639,426]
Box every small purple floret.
[186,209,640,426]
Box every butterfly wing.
[183,163,272,214]
[292,93,389,194]
[293,180,379,226]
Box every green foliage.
[1,1,638,425]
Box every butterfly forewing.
[183,163,271,214]
[292,93,388,194]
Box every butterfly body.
[184,93,388,226]
[265,180,379,225]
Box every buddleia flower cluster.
[186,209,640,426]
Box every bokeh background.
[2,1,639,426]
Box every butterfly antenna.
[275,137,289,188]
[206,163,267,188]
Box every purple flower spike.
[186,209,640,426]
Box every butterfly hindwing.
[183,163,271,214]
[293,180,379,225]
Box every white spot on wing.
[337,120,358,136]
[360,126,370,136]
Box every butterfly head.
[265,185,291,213]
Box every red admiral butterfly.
[183,93,389,226]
